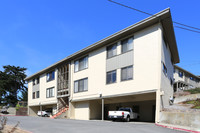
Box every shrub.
[15,104,23,111]
[185,88,200,94]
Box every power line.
[108,0,153,16]
[108,0,200,33]
[174,26,200,34]
[173,22,200,31]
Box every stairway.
[50,107,68,119]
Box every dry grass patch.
[183,99,200,109]
[1,125,29,133]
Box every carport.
[28,103,57,116]
[89,91,156,122]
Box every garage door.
[75,102,89,120]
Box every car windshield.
[118,108,130,112]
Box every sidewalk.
[156,123,200,133]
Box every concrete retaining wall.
[160,111,200,131]
[7,107,16,115]
[174,94,200,104]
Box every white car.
[37,110,52,117]
[108,107,139,122]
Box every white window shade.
[74,81,78,93]
[74,61,79,72]
[83,78,88,91]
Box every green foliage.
[0,65,27,106]
[19,88,28,102]
[194,106,200,109]
[15,104,24,111]
[184,99,200,109]
[185,88,200,94]
[185,100,196,104]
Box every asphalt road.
[5,116,186,133]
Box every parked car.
[0,106,9,114]
[37,110,52,117]
[108,107,139,122]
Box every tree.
[0,65,27,106]
[0,71,8,105]
[19,87,28,101]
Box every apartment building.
[25,8,179,123]
[174,65,200,92]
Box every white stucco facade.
[26,8,181,122]
[28,69,57,116]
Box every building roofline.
[25,8,179,81]
[174,65,200,79]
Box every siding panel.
[106,50,133,72]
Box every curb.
[155,123,200,133]
[0,115,28,117]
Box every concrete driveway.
[5,116,186,133]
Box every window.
[74,78,88,93]
[32,77,40,86]
[121,66,133,81]
[46,87,55,98]
[107,44,117,58]
[163,63,167,75]
[36,91,40,98]
[190,77,194,81]
[32,79,35,86]
[36,77,39,84]
[74,56,88,72]
[47,71,55,82]
[178,71,183,78]
[121,37,133,53]
[32,92,35,99]
[106,70,116,84]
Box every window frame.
[74,78,88,93]
[121,65,133,81]
[32,92,35,99]
[178,71,183,78]
[46,71,55,82]
[46,87,55,98]
[107,44,117,59]
[36,77,40,84]
[36,91,40,98]
[121,37,134,54]
[74,56,88,72]
[106,70,117,84]
[33,77,40,86]
[32,79,35,86]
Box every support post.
[102,98,104,121]
[40,103,42,111]
[177,82,178,92]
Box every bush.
[185,88,200,94]
[184,99,200,109]
[15,104,23,111]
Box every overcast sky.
[0,0,200,76]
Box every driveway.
[5,116,186,133]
